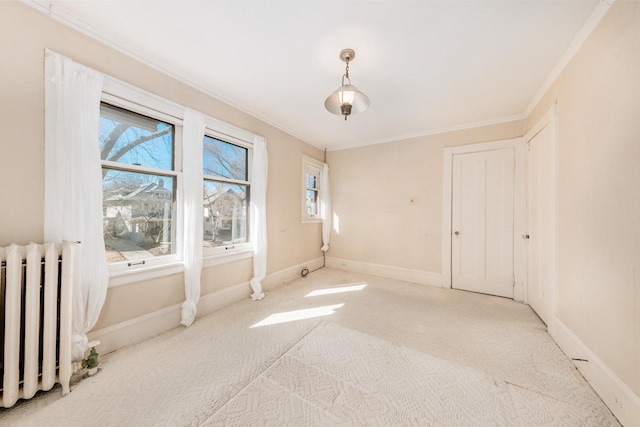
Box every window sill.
[108,261,185,288]
[106,249,254,288]
[203,248,253,268]
[301,217,322,224]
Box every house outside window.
[99,102,181,271]
[302,155,324,223]
[202,134,252,255]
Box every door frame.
[442,137,527,300]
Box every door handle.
[454,231,460,236]
[522,234,530,240]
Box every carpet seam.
[198,320,329,426]
[277,352,421,424]
[504,379,613,415]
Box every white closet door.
[526,123,555,325]
[452,148,514,298]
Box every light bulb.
[339,90,355,105]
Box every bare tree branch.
[101,127,172,178]
[108,127,172,163]
[101,123,129,160]
[204,146,244,179]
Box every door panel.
[451,148,514,298]
[526,124,555,324]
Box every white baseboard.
[88,257,325,355]
[513,281,526,303]
[325,257,443,288]
[551,317,640,426]
[88,303,182,356]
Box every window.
[202,134,252,255]
[95,76,260,282]
[99,102,181,271]
[302,155,324,223]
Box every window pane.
[203,181,248,247]
[102,169,175,263]
[306,189,318,217]
[203,136,247,180]
[99,103,174,170]
[306,171,318,189]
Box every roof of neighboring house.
[105,179,171,202]
[203,187,246,203]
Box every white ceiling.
[39,1,600,150]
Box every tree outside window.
[99,103,177,264]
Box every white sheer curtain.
[44,50,108,362]
[320,163,332,251]
[250,136,268,300]
[181,109,206,326]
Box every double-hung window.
[202,130,252,256]
[302,155,324,223]
[97,76,258,280]
[99,99,182,273]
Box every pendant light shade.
[324,84,370,117]
[324,49,370,120]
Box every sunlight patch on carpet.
[250,304,344,328]
[305,283,367,297]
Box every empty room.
[0,0,638,425]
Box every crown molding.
[20,0,320,150]
[524,0,615,117]
[327,114,526,152]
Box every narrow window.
[203,135,251,254]
[301,155,324,222]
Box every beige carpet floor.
[0,268,619,426]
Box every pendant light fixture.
[324,48,370,121]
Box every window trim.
[202,247,253,268]
[108,261,184,288]
[301,155,324,224]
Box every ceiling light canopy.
[324,48,370,121]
